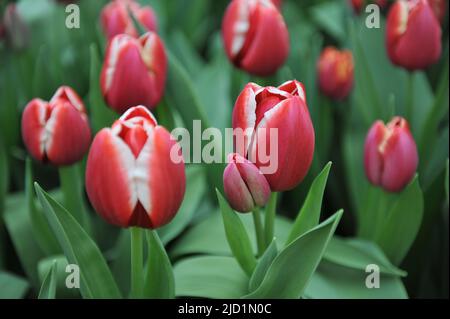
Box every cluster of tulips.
[14,0,445,299]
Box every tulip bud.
[364,117,418,193]
[100,32,167,114]
[428,0,447,23]
[85,106,186,229]
[3,4,29,50]
[317,46,354,100]
[222,0,290,76]
[101,0,157,40]
[223,153,271,213]
[386,0,442,71]
[232,80,315,191]
[21,86,91,166]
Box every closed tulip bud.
[364,117,418,193]
[222,0,289,76]
[232,80,315,191]
[100,32,167,114]
[21,86,91,166]
[428,0,447,23]
[85,106,186,229]
[101,0,157,40]
[317,46,354,100]
[223,153,271,213]
[386,0,442,71]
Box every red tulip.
[349,0,364,13]
[271,0,282,8]
[364,117,418,193]
[222,0,290,76]
[317,46,354,100]
[386,0,442,71]
[21,86,91,166]
[232,80,315,191]
[223,153,271,213]
[428,0,447,23]
[101,0,157,40]
[100,32,167,114]
[85,106,186,229]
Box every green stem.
[405,72,414,124]
[130,227,143,299]
[59,164,91,234]
[252,207,264,257]
[264,192,278,248]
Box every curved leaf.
[38,260,57,299]
[248,239,278,292]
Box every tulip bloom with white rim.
[85,106,186,229]
[21,86,91,166]
[101,32,167,114]
[364,116,418,193]
[386,0,442,71]
[101,0,157,40]
[232,80,315,191]
[222,0,290,76]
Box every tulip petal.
[21,98,49,162]
[364,121,386,187]
[223,161,255,212]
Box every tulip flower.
[232,80,315,191]
[271,0,282,8]
[364,117,418,193]
[222,0,290,76]
[386,0,442,71]
[2,3,29,50]
[100,32,167,114]
[85,106,186,229]
[101,0,157,40]
[349,0,388,13]
[428,0,447,23]
[223,153,271,213]
[21,86,91,166]
[317,46,354,100]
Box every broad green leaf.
[0,139,7,216]
[244,211,343,298]
[38,255,80,298]
[324,237,406,277]
[143,230,175,299]
[4,193,45,287]
[88,43,117,133]
[38,261,57,299]
[34,183,121,299]
[0,271,29,299]
[171,210,292,258]
[375,176,424,265]
[110,230,131,296]
[310,1,346,43]
[286,162,332,245]
[305,260,408,299]
[25,158,60,255]
[174,256,248,298]
[248,240,278,293]
[217,189,256,276]
[158,166,206,244]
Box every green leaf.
[446,159,449,205]
[305,260,408,299]
[0,271,29,299]
[324,237,406,277]
[171,210,292,258]
[375,176,424,265]
[174,256,249,298]
[142,230,175,299]
[158,166,206,244]
[4,193,45,287]
[88,43,117,134]
[216,189,256,276]
[25,158,60,255]
[34,183,121,299]
[286,162,332,245]
[244,211,343,298]
[310,1,346,43]
[0,139,7,216]
[248,239,278,293]
[38,260,57,299]
[38,255,80,298]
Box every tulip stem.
[59,164,91,234]
[264,192,278,248]
[130,227,144,299]
[252,207,264,257]
[406,73,414,124]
